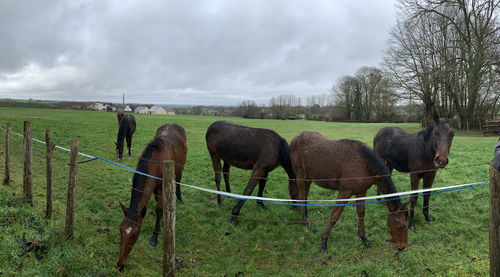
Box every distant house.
[93,102,105,111]
[165,107,175,115]
[135,106,149,114]
[105,105,116,112]
[124,105,132,112]
[149,105,168,115]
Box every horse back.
[206,121,284,169]
[291,132,377,192]
[154,124,187,166]
[373,127,413,172]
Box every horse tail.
[278,138,298,199]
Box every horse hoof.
[320,245,328,253]
[258,203,267,210]
[409,224,415,231]
[363,240,372,248]
[177,198,184,205]
[426,220,433,225]
[230,217,238,226]
[150,239,158,248]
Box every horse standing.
[115,113,136,161]
[205,120,296,225]
[290,132,408,252]
[117,124,187,271]
[373,111,457,230]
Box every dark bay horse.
[205,120,297,225]
[117,124,187,271]
[115,113,136,161]
[373,111,457,230]
[290,132,408,252]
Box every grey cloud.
[0,0,396,105]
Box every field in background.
[0,107,496,276]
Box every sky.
[0,0,397,106]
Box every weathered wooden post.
[23,121,33,205]
[3,122,10,185]
[490,161,500,277]
[162,160,175,277]
[65,139,79,239]
[45,130,55,219]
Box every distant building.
[105,105,116,112]
[135,106,149,114]
[165,107,175,115]
[124,105,132,112]
[149,105,168,115]
[93,102,105,111]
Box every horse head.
[387,201,409,251]
[115,141,123,161]
[117,202,145,271]
[431,111,458,168]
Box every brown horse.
[373,111,457,230]
[290,132,408,253]
[117,124,187,271]
[206,120,296,225]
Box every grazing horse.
[117,124,187,271]
[115,114,136,161]
[290,132,408,253]
[373,111,457,230]
[205,120,297,225]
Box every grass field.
[0,107,496,276]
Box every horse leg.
[409,173,420,231]
[126,135,132,157]
[256,172,269,210]
[294,169,309,232]
[422,172,436,224]
[175,167,184,204]
[210,155,223,207]
[230,168,265,225]
[150,188,162,247]
[222,162,231,193]
[320,191,350,252]
[356,192,372,248]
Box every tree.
[236,100,260,118]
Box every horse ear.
[119,201,128,216]
[433,110,440,124]
[450,114,459,127]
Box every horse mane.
[126,137,165,220]
[359,143,402,211]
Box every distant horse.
[115,113,136,161]
[117,112,125,125]
[117,124,187,271]
[290,132,408,253]
[373,111,457,230]
[205,120,297,225]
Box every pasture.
[0,107,495,276]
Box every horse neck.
[377,177,402,212]
[420,126,436,159]
[117,120,127,148]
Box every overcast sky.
[0,0,397,106]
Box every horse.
[117,124,187,271]
[117,111,125,125]
[205,120,297,225]
[290,131,408,253]
[115,113,136,161]
[373,111,457,230]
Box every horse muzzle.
[434,157,448,168]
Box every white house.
[135,106,149,114]
[93,102,105,111]
[149,105,168,115]
[124,105,132,112]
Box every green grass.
[0,107,495,276]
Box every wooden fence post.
[162,160,175,277]
[3,122,10,185]
[23,121,33,205]
[45,130,55,219]
[65,139,79,239]
[490,161,500,277]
